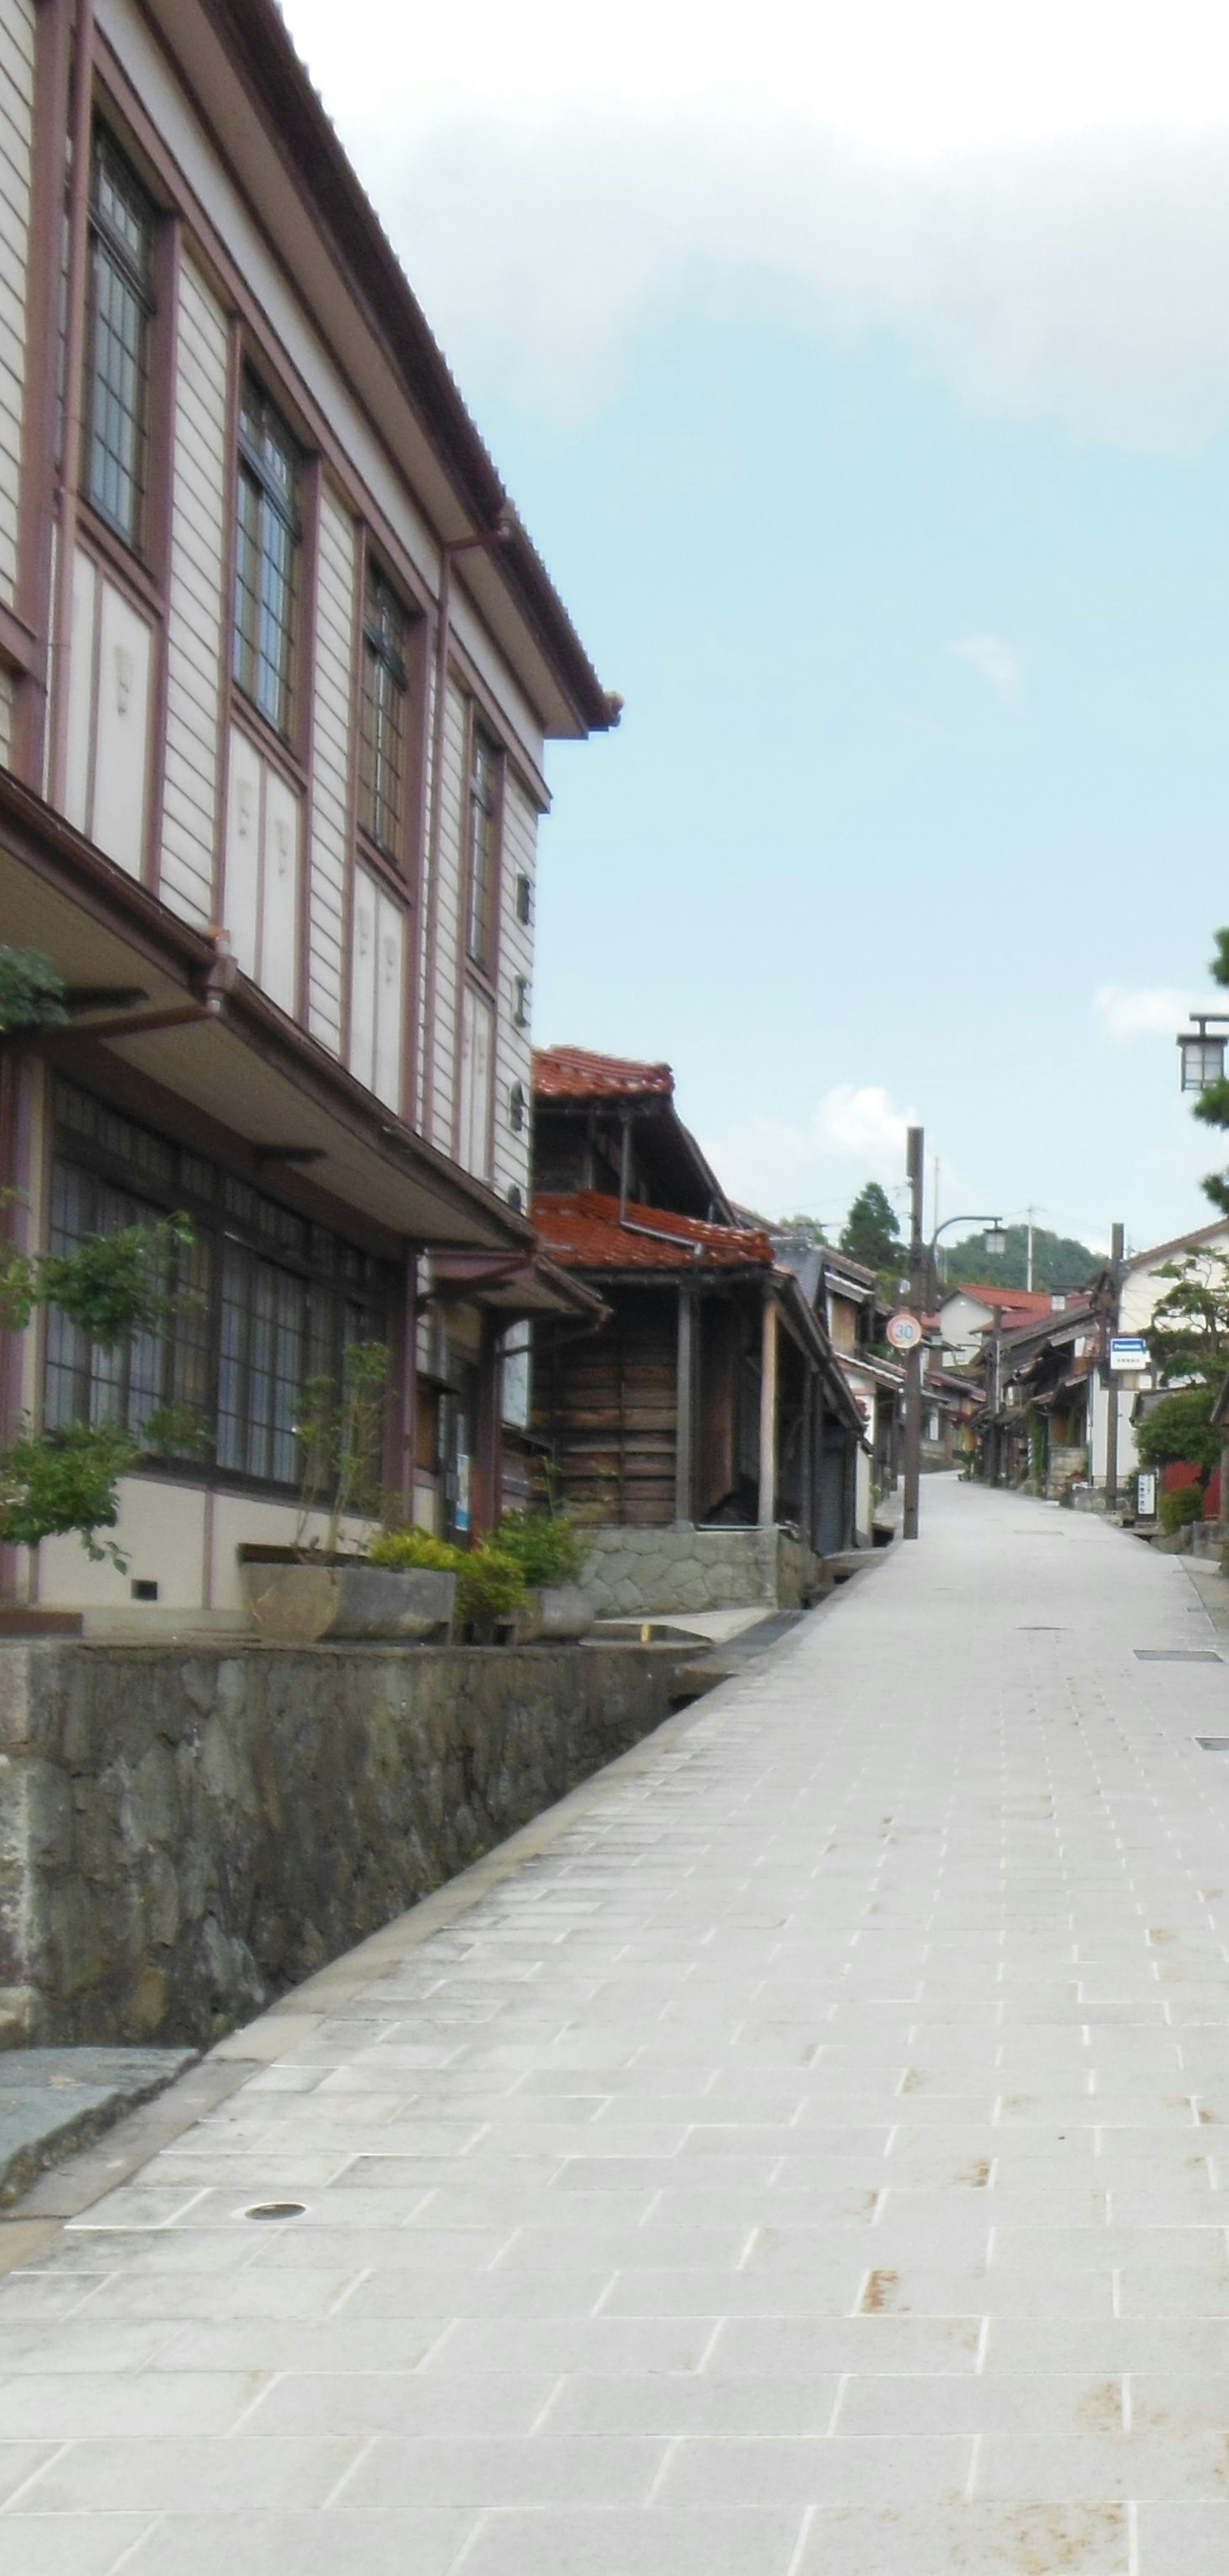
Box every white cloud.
[1093,983,1222,1039]
[699,1083,914,1218]
[284,1,1229,445]
[951,635,1021,702]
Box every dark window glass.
[44,1166,210,1452]
[233,375,299,736]
[84,132,156,549]
[359,568,410,857]
[465,729,498,971]
[46,1081,389,1495]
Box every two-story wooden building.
[0,0,615,1617]
[529,1047,864,1554]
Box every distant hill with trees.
[938,1223,1099,1292]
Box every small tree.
[1189,928,1229,1219]
[293,1338,390,1552]
[840,1182,903,1273]
[1147,1250,1229,1386]
[1135,1386,1222,1487]
[0,945,199,1568]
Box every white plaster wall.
[1088,1227,1229,1487]
[160,255,229,927]
[0,0,35,605]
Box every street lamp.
[1177,1015,1229,1095]
[926,1213,1008,1309]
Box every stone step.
[0,2047,196,2207]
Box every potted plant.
[367,1526,526,1644]
[238,1344,455,1643]
[495,1508,596,1641]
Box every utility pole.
[1104,1220,1124,1514]
[902,1124,926,1541]
[1025,1204,1040,1294]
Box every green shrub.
[1159,1484,1206,1534]
[0,1419,138,1562]
[368,1527,464,1574]
[366,1527,528,1634]
[495,1508,586,1588]
[457,1543,527,1632]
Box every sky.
[283,0,1229,1258]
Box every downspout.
[49,0,96,810]
[419,510,514,1147]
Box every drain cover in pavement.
[1135,1649,1223,1663]
[1196,1738,1229,1751]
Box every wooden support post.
[758,1291,778,1529]
[385,1248,419,1528]
[473,1315,503,1535]
[675,1286,695,1526]
[799,1367,815,1548]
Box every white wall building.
[0,0,615,1617]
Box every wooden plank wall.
[534,1289,679,1525]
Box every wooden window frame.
[231,365,304,749]
[462,710,503,992]
[44,1077,393,1504]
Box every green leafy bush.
[1135,1385,1221,1477]
[457,1544,527,1632]
[368,1527,464,1574]
[0,1420,137,1561]
[1159,1484,1206,1535]
[366,1524,529,1634]
[495,1508,587,1588]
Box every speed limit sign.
[886,1310,923,1352]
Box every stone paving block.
[9,2433,366,2511]
[118,2511,476,2575]
[341,2432,667,2507]
[0,2519,160,2575]
[794,2503,1129,2571]
[453,2507,805,2575]
[1136,2502,1229,2572]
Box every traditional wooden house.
[529,1049,864,1560]
[0,0,616,1619]
[769,1234,902,1544]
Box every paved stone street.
[6,1479,1229,2573]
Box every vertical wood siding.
[0,0,35,604]
[307,485,356,1054]
[427,676,467,1155]
[160,256,229,927]
[491,775,537,1205]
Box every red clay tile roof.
[952,1285,1081,1319]
[533,1190,774,1271]
[534,1046,674,1102]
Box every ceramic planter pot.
[238,1550,456,1644]
[515,1583,598,1643]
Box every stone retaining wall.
[0,1638,694,2051]
[581,1525,822,1618]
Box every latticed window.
[233,374,299,735]
[84,131,156,548]
[358,568,410,857]
[45,1082,390,1493]
[465,728,498,971]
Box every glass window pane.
[233,375,299,737]
[85,132,155,549]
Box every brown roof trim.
[200,0,618,736]
[0,769,535,1253]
